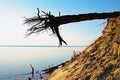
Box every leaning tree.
[24,9,120,80]
[24,8,120,46]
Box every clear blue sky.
[0,0,120,46]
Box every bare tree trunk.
[24,10,120,45]
[56,11,120,25]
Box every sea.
[0,46,86,80]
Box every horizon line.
[0,45,87,47]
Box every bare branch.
[59,11,61,16]
[37,8,41,20]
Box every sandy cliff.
[48,16,120,80]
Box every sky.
[0,0,120,46]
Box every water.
[0,46,86,80]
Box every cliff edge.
[48,16,120,80]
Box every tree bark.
[56,11,120,25]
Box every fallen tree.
[24,9,120,80]
[24,9,120,45]
[48,15,120,80]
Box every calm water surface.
[0,46,86,80]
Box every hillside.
[48,16,120,80]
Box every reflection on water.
[0,46,86,80]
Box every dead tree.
[24,8,120,46]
